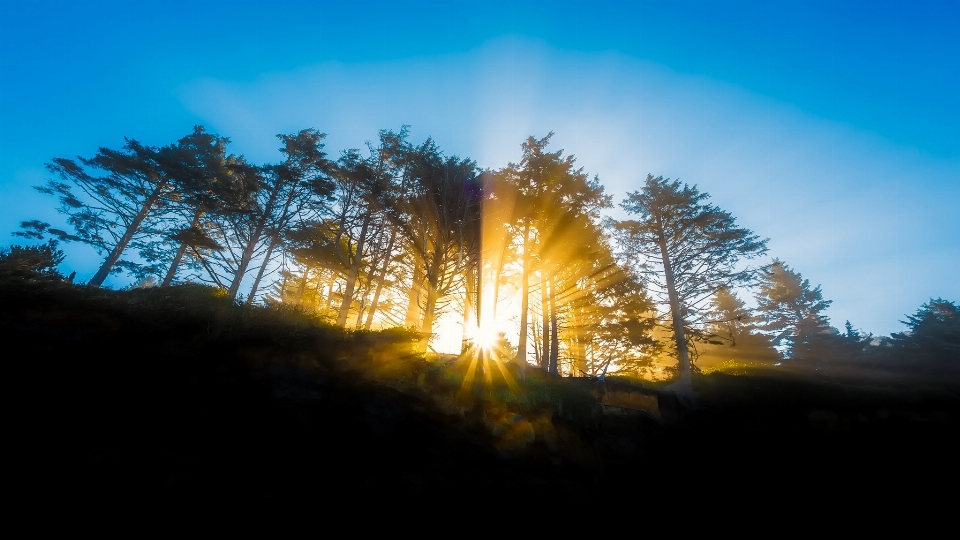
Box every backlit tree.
[614,175,768,383]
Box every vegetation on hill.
[4,273,958,502]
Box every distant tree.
[614,175,768,383]
[754,259,837,361]
[704,286,752,346]
[281,221,351,314]
[695,286,779,367]
[831,320,874,361]
[0,240,65,280]
[890,298,960,363]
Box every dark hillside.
[4,280,959,505]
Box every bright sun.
[474,324,499,352]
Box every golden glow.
[473,324,499,352]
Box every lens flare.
[474,324,499,353]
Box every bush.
[0,240,65,280]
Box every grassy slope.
[4,279,959,505]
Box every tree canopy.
[890,298,960,365]
[15,126,958,384]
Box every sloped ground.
[4,279,959,506]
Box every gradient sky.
[1,0,957,338]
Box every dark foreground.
[5,281,959,506]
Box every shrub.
[0,240,65,280]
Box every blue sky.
[1,0,958,337]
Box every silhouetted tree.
[275,224,349,314]
[754,259,837,361]
[831,320,874,361]
[36,136,172,286]
[226,129,333,302]
[152,126,242,287]
[384,139,481,347]
[614,175,768,383]
[890,298,960,365]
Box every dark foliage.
[0,240,65,280]
[889,298,960,367]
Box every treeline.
[6,126,958,380]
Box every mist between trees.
[9,126,958,383]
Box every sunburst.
[456,322,520,400]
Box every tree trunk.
[571,305,587,376]
[514,222,531,363]
[89,180,167,287]
[364,227,397,330]
[277,268,290,303]
[658,233,692,382]
[193,245,225,289]
[354,273,374,328]
[405,258,424,329]
[295,266,310,306]
[226,231,260,299]
[532,317,542,368]
[549,274,559,375]
[161,208,203,287]
[475,247,484,380]
[418,247,445,352]
[323,274,336,313]
[490,228,508,324]
[245,235,279,306]
[541,271,550,370]
[337,211,372,326]
[420,285,439,353]
[227,180,282,300]
[461,262,475,351]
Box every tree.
[890,298,960,364]
[549,222,656,377]
[614,175,768,383]
[581,271,659,377]
[276,222,350,314]
[828,320,874,362]
[754,259,836,361]
[383,138,481,346]
[704,286,751,345]
[217,129,333,302]
[150,126,244,287]
[497,133,611,369]
[36,136,173,287]
[294,129,408,327]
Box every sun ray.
[457,353,481,401]
[491,353,520,393]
